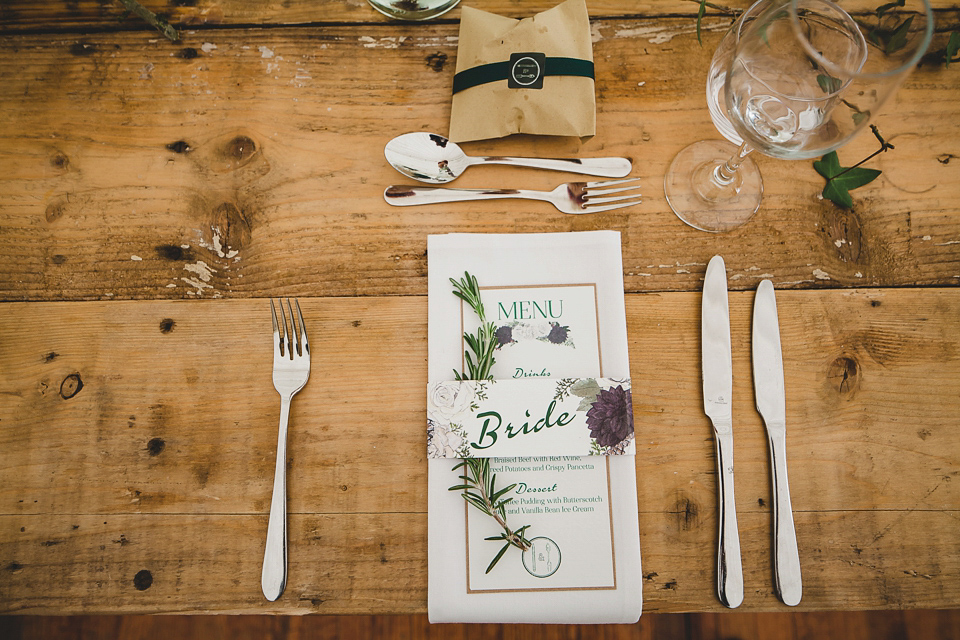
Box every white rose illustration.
[514,322,538,341]
[531,320,552,339]
[429,381,475,424]
[428,423,464,458]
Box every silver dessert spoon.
[384,132,632,184]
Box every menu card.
[427,231,642,623]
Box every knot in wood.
[827,355,860,395]
[670,494,700,531]
[59,373,83,400]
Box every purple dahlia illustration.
[585,385,634,447]
[495,324,515,349]
[546,322,569,345]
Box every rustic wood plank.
[1,289,958,612]
[0,19,958,301]
[0,0,775,30]
[5,610,960,640]
[1,291,957,517]
[1,509,957,614]
[1,0,957,30]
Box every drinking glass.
[366,0,460,20]
[664,0,933,232]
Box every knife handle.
[768,425,802,606]
[714,425,744,608]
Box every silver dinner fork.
[262,298,310,602]
[383,177,642,214]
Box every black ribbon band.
[452,57,594,94]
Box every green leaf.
[814,151,881,208]
[885,15,913,54]
[491,484,517,502]
[486,543,511,574]
[867,15,914,54]
[448,484,472,491]
[946,32,960,68]
[812,151,842,179]
[817,74,843,94]
[696,0,707,46]
[875,0,904,16]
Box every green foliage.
[450,271,497,382]
[946,32,960,68]
[448,273,532,573]
[813,152,881,208]
[813,125,894,209]
[450,458,532,574]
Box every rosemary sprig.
[447,271,532,573]
[450,458,532,573]
[450,271,497,381]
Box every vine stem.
[832,125,895,180]
[118,0,180,42]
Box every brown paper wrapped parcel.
[449,0,595,143]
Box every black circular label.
[511,56,542,86]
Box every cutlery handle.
[714,424,744,608]
[476,156,631,178]
[262,395,291,601]
[768,425,802,606]
[384,185,548,206]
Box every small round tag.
[521,536,561,578]
[511,57,542,86]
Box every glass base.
[664,140,763,232]
[366,0,460,20]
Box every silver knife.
[753,279,802,606]
[702,255,744,608]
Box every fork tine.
[271,299,284,358]
[294,299,309,356]
[582,199,644,213]
[279,298,291,358]
[584,179,643,197]
[286,298,301,357]
[584,177,643,189]
[585,192,644,205]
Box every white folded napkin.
[427,231,642,623]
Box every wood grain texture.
[1,290,958,613]
[5,609,958,640]
[0,17,958,301]
[0,0,957,29]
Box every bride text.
[469,401,574,451]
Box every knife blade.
[702,255,743,609]
[753,279,802,606]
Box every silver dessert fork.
[383,177,642,214]
[262,298,310,602]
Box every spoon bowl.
[384,132,631,184]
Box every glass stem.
[713,142,754,186]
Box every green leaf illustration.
[813,151,882,208]
[570,379,601,398]
[569,378,601,411]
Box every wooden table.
[1,0,958,616]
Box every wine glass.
[366,0,460,20]
[664,0,934,232]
